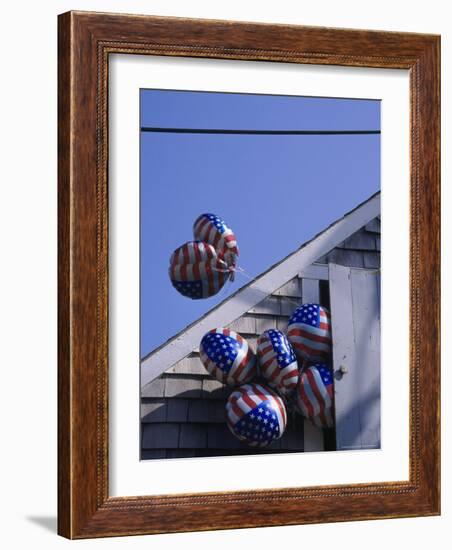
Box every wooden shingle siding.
[142,423,180,449]
[141,450,167,460]
[365,218,381,233]
[179,424,207,448]
[228,315,257,334]
[254,314,278,334]
[274,278,302,297]
[339,228,377,250]
[375,234,381,251]
[164,375,203,398]
[142,377,165,398]
[141,399,167,422]
[201,378,229,399]
[141,215,380,459]
[167,398,189,422]
[322,248,365,268]
[167,449,196,458]
[363,252,380,268]
[166,355,206,375]
[248,296,281,315]
[188,400,225,423]
[280,297,301,316]
[207,424,246,450]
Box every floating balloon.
[226,383,287,447]
[200,328,257,386]
[193,213,239,270]
[287,304,332,362]
[257,329,299,395]
[169,241,231,299]
[294,364,334,428]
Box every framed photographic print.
[58,11,440,538]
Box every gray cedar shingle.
[340,229,376,251]
[274,278,302,297]
[166,449,196,458]
[207,424,244,449]
[141,449,166,459]
[141,399,167,423]
[227,315,257,335]
[202,378,229,400]
[248,296,281,315]
[375,235,381,251]
[142,423,180,449]
[280,296,301,316]
[141,377,165,398]
[167,398,189,422]
[179,424,208,448]
[164,375,203,398]
[254,314,278,334]
[365,218,381,233]
[187,399,226,423]
[166,355,207,376]
[363,252,380,268]
[325,249,365,268]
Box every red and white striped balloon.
[200,328,257,386]
[226,383,287,447]
[295,364,335,429]
[287,304,332,362]
[193,213,239,270]
[169,241,231,299]
[257,329,299,395]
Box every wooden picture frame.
[58,11,440,538]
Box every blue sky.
[140,90,380,358]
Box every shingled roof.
[141,193,380,459]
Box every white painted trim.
[141,193,380,387]
[299,263,329,281]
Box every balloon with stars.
[200,328,257,386]
[295,363,335,429]
[193,213,239,273]
[169,241,231,299]
[257,329,299,395]
[287,303,332,362]
[226,383,287,447]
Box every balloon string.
[213,264,303,311]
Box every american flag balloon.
[169,241,231,299]
[193,213,239,270]
[226,383,287,447]
[295,363,334,429]
[200,328,257,386]
[287,304,332,362]
[257,329,299,395]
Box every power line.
[141,127,380,135]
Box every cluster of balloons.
[169,214,239,299]
[199,303,334,447]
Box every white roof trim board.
[141,192,380,387]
